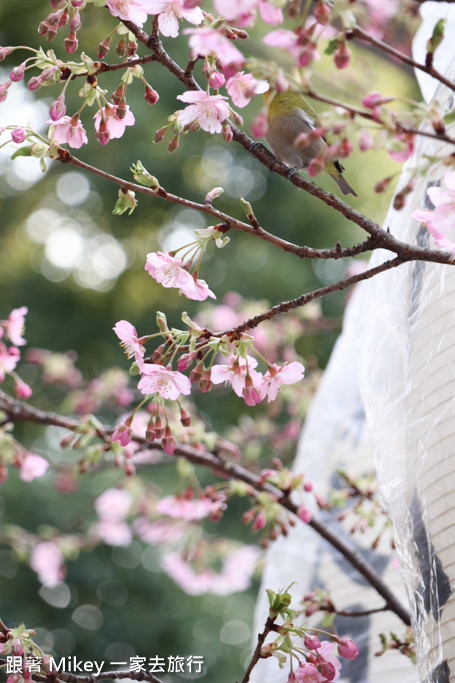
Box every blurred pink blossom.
[20,454,49,482]
[226,71,268,108]
[3,306,28,346]
[94,488,132,521]
[185,27,245,67]
[156,494,225,520]
[30,541,65,587]
[105,0,152,26]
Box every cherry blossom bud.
[334,42,351,69]
[314,0,331,25]
[318,662,336,680]
[208,71,226,89]
[95,118,110,145]
[70,11,81,30]
[167,134,180,153]
[64,31,78,54]
[127,40,138,56]
[0,80,11,102]
[253,511,266,531]
[303,480,313,492]
[199,369,212,393]
[98,35,111,59]
[116,36,127,57]
[359,130,372,151]
[46,25,59,41]
[11,127,27,144]
[41,67,57,82]
[71,0,85,6]
[297,504,311,523]
[362,92,393,109]
[116,98,128,120]
[154,415,164,439]
[10,65,24,82]
[111,83,125,104]
[190,362,204,383]
[49,95,66,121]
[112,423,132,446]
[0,47,13,61]
[154,126,168,143]
[59,8,69,26]
[38,21,50,35]
[222,123,233,142]
[338,638,359,660]
[47,12,61,26]
[304,635,321,650]
[374,176,392,194]
[177,352,196,372]
[162,426,176,455]
[179,407,191,427]
[144,85,159,105]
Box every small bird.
[264,89,357,197]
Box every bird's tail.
[332,173,358,197]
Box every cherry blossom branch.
[0,390,411,626]
[346,25,455,93]
[62,150,376,259]
[241,615,278,683]
[61,152,455,269]
[304,90,455,147]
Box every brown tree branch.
[241,615,278,683]
[0,390,411,626]
[347,25,455,93]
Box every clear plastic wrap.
[250,287,417,682]
[357,61,455,683]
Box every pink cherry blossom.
[145,251,189,288]
[113,320,146,363]
[259,0,283,25]
[48,115,88,149]
[133,516,186,544]
[156,494,225,520]
[261,361,305,402]
[105,0,152,27]
[15,377,32,399]
[112,422,132,446]
[251,111,268,138]
[226,71,268,108]
[295,662,324,683]
[3,306,28,346]
[20,454,49,482]
[337,638,359,660]
[138,364,191,400]
[412,171,455,252]
[146,0,203,37]
[145,251,215,300]
[184,27,245,68]
[176,90,230,134]
[211,354,262,398]
[387,133,414,163]
[93,104,135,143]
[30,541,65,587]
[214,0,257,26]
[161,545,259,595]
[93,520,133,546]
[316,641,342,680]
[263,29,320,66]
[0,343,20,381]
[94,488,132,522]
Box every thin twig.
[241,615,277,683]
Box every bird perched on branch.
[264,89,357,197]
